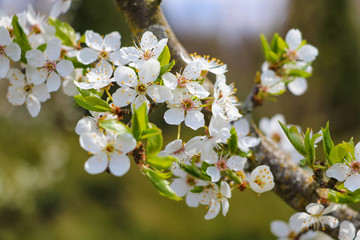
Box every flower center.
[176,74,188,87]
[173,145,185,155]
[181,99,194,112]
[287,50,298,61]
[45,61,56,72]
[100,50,109,59]
[24,83,34,93]
[215,159,227,170]
[105,144,114,153]
[254,177,265,189]
[271,132,281,143]
[137,83,147,93]
[141,49,154,60]
[186,175,197,186]
[350,161,360,173]
[30,24,42,35]
[0,46,5,56]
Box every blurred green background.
[1,0,360,239]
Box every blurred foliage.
[1,0,360,239]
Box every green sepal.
[227,170,242,185]
[37,43,47,52]
[12,15,32,63]
[48,17,76,47]
[142,167,182,201]
[190,186,204,193]
[228,127,238,154]
[157,45,170,67]
[304,129,315,166]
[288,69,312,78]
[73,94,112,112]
[98,119,130,135]
[147,155,176,171]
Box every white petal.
[56,60,74,77]
[288,77,308,96]
[112,87,137,107]
[355,142,360,161]
[233,118,250,138]
[26,49,45,68]
[138,59,160,84]
[45,38,61,61]
[185,192,199,208]
[221,198,229,216]
[339,220,356,240]
[62,78,78,96]
[249,165,275,193]
[269,82,286,94]
[285,29,302,50]
[238,136,260,150]
[355,230,360,240]
[270,220,290,238]
[204,201,221,220]
[322,203,340,215]
[183,62,201,80]
[220,181,231,198]
[103,31,121,52]
[305,203,324,215]
[326,163,350,182]
[0,56,9,78]
[77,47,98,65]
[227,156,247,171]
[85,30,103,51]
[202,148,218,164]
[0,26,11,46]
[7,68,25,85]
[114,66,137,87]
[185,110,204,130]
[115,133,136,153]
[26,94,41,117]
[345,173,360,192]
[187,82,210,98]
[147,85,171,102]
[206,166,221,182]
[7,84,26,106]
[120,47,141,61]
[32,84,50,102]
[170,178,188,197]
[153,38,168,57]
[132,94,149,111]
[75,117,95,135]
[50,0,71,17]
[164,108,184,125]
[319,216,339,229]
[84,153,108,175]
[140,31,158,50]
[109,51,130,66]
[26,67,47,85]
[5,42,21,62]
[298,44,318,63]
[289,212,311,232]
[79,132,106,153]
[109,153,130,177]
[162,72,178,90]
[47,72,61,92]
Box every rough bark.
[115,0,360,238]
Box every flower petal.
[140,31,158,50]
[233,118,249,138]
[26,49,45,68]
[77,47,98,65]
[0,26,11,46]
[164,108,184,125]
[305,203,324,215]
[47,72,61,92]
[85,30,103,51]
[57,60,74,77]
[0,56,9,78]
[84,153,108,175]
[162,72,178,90]
[220,181,231,198]
[285,29,302,50]
[153,38,168,57]
[79,132,106,153]
[5,42,21,62]
[120,47,140,61]
[109,51,130,66]
[221,198,229,216]
[114,65,137,87]
[32,84,50,102]
[103,31,121,52]
[185,110,204,130]
[339,220,356,240]
[170,178,188,197]
[26,67,47,85]
[227,155,247,171]
[115,133,136,153]
[187,82,209,98]
[319,216,339,229]
[206,166,221,182]
[204,200,221,220]
[288,77,308,96]
[345,173,360,192]
[298,44,318,63]
[270,220,290,238]
[112,87,137,107]
[109,153,130,177]
[75,117,96,135]
[138,59,160,84]
[147,85,172,103]
[45,38,61,61]
[185,192,199,208]
[326,163,349,182]
[26,94,41,117]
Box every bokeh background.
[1,0,360,239]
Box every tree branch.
[115,0,360,238]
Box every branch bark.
[115,0,360,238]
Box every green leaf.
[73,95,112,112]
[288,69,312,78]
[160,60,175,75]
[328,189,360,204]
[143,168,181,201]
[279,122,306,156]
[48,17,76,47]
[140,127,162,139]
[12,15,32,63]
[322,122,334,159]
[157,45,170,67]
[180,163,211,181]
[37,43,47,52]
[228,127,238,154]
[304,129,315,166]
[270,33,279,53]
[146,124,163,157]
[147,155,176,170]
[77,88,103,98]
[131,102,149,140]
[65,56,89,68]
[190,186,204,193]
[329,142,354,165]
[269,51,279,62]
[98,119,130,135]
[260,34,270,61]
[276,36,287,53]
[227,170,242,185]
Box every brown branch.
[114,1,360,238]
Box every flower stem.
[105,88,114,103]
[177,123,181,140]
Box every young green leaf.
[328,188,360,204]
[74,95,112,112]
[288,69,312,78]
[12,15,32,63]
[228,127,238,154]
[157,45,170,67]
[160,60,175,75]
[147,155,176,170]
[48,17,76,47]
[328,142,354,165]
[190,186,204,193]
[131,103,149,140]
[304,129,315,166]
[279,122,306,156]
[322,122,334,159]
[143,168,182,201]
[98,119,130,135]
[270,33,279,53]
[180,163,211,181]
[260,34,270,61]
[146,124,163,157]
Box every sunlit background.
[1,0,360,239]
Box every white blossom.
[233,118,260,153]
[76,60,114,90]
[121,31,167,67]
[206,154,247,182]
[285,29,319,63]
[326,142,360,192]
[7,68,50,117]
[260,70,285,95]
[248,165,275,193]
[270,220,317,240]
[181,52,227,75]
[0,26,21,78]
[79,131,136,176]
[75,111,117,135]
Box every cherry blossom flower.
[260,70,285,95]
[285,29,319,63]
[159,138,200,165]
[206,154,247,182]
[120,31,167,67]
[326,142,360,192]
[50,0,72,18]
[79,131,136,176]
[162,62,209,98]
[76,60,114,90]
[290,203,339,231]
[77,30,128,66]
[170,166,207,207]
[199,181,231,220]
[164,90,204,130]
[270,220,317,240]
[25,38,74,92]
[0,26,21,78]
[62,68,81,96]
[75,111,117,135]
[232,118,260,153]
[338,220,358,240]
[7,68,50,117]
[212,74,242,122]
[248,165,275,193]
[181,52,227,75]
[112,59,171,112]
